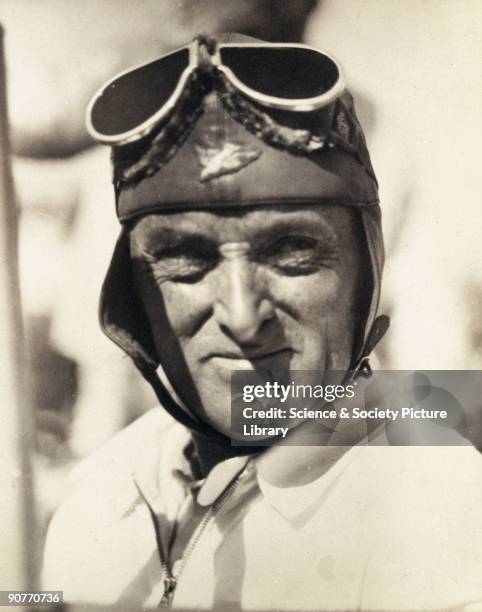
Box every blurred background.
[0,0,480,591]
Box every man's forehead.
[129,204,357,246]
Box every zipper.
[136,462,249,608]
[158,471,244,607]
[160,576,177,608]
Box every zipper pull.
[160,575,177,608]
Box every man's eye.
[148,248,217,283]
[261,237,333,275]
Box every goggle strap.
[217,73,328,154]
[195,33,217,57]
[332,94,379,185]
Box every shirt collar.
[133,412,254,516]
[132,408,372,524]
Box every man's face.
[130,204,365,435]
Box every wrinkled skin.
[130,204,365,436]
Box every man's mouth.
[203,347,294,365]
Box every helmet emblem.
[195,140,261,182]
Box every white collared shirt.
[42,408,482,610]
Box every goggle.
[86,39,345,146]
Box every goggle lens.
[90,48,190,136]
[219,46,339,100]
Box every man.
[42,35,482,610]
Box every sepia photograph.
[0,1,481,610]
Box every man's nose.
[213,259,274,344]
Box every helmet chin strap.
[143,366,263,455]
[348,314,390,383]
[143,367,230,442]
